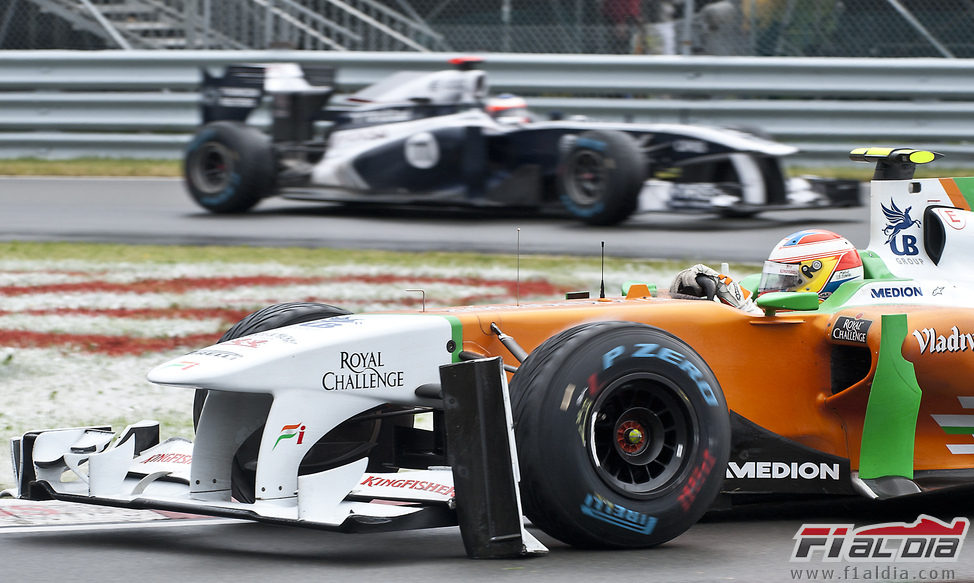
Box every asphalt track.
[9,176,973,583]
[2,495,974,583]
[0,177,870,262]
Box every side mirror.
[755,292,820,316]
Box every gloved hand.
[670,264,760,313]
[669,264,721,298]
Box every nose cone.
[147,313,459,398]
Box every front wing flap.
[8,420,458,533]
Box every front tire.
[184,121,276,213]
[557,130,645,226]
[510,321,730,549]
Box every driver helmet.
[758,229,863,301]
[485,93,531,123]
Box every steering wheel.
[695,274,718,301]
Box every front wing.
[6,359,546,558]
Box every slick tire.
[184,121,276,213]
[557,130,645,226]
[510,321,730,549]
[193,302,379,504]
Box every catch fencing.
[2,50,974,165]
[4,0,973,58]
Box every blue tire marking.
[575,138,608,152]
[580,493,657,535]
[560,193,605,217]
[201,172,240,205]
[186,129,217,153]
[601,344,720,407]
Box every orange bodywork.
[426,293,974,474]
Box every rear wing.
[199,63,336,142]
[200,64,265,124]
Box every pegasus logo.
[882,200,921,256]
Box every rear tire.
[193,302,380,504]
[557,130,645,226]
[184,121,276,213]
[510,321,730,549]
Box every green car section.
[858,250,897,279]
[858,313,922,480]
[443,314,464,363]
[755,291,819,315]
[949,176,974,206]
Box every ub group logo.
[881,199,921,256]
[791,515,968,562]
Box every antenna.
[405,289,426,312]
[516,227,521,306]
[599,241,606,299]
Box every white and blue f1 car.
[183,59,860,225]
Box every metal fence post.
[0,0,16,47]
[265,0,275,49]
[681,0,695,55]
[203,0,211,50]
[501,0,511,53]
[185,0,197,49]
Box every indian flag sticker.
[932,397,974,454]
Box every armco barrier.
[2,50,974,164]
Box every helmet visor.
[758,261,802,294]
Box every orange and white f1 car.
[9,148,974,558]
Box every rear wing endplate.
[199,64,337,137]
[200,65,266,124]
